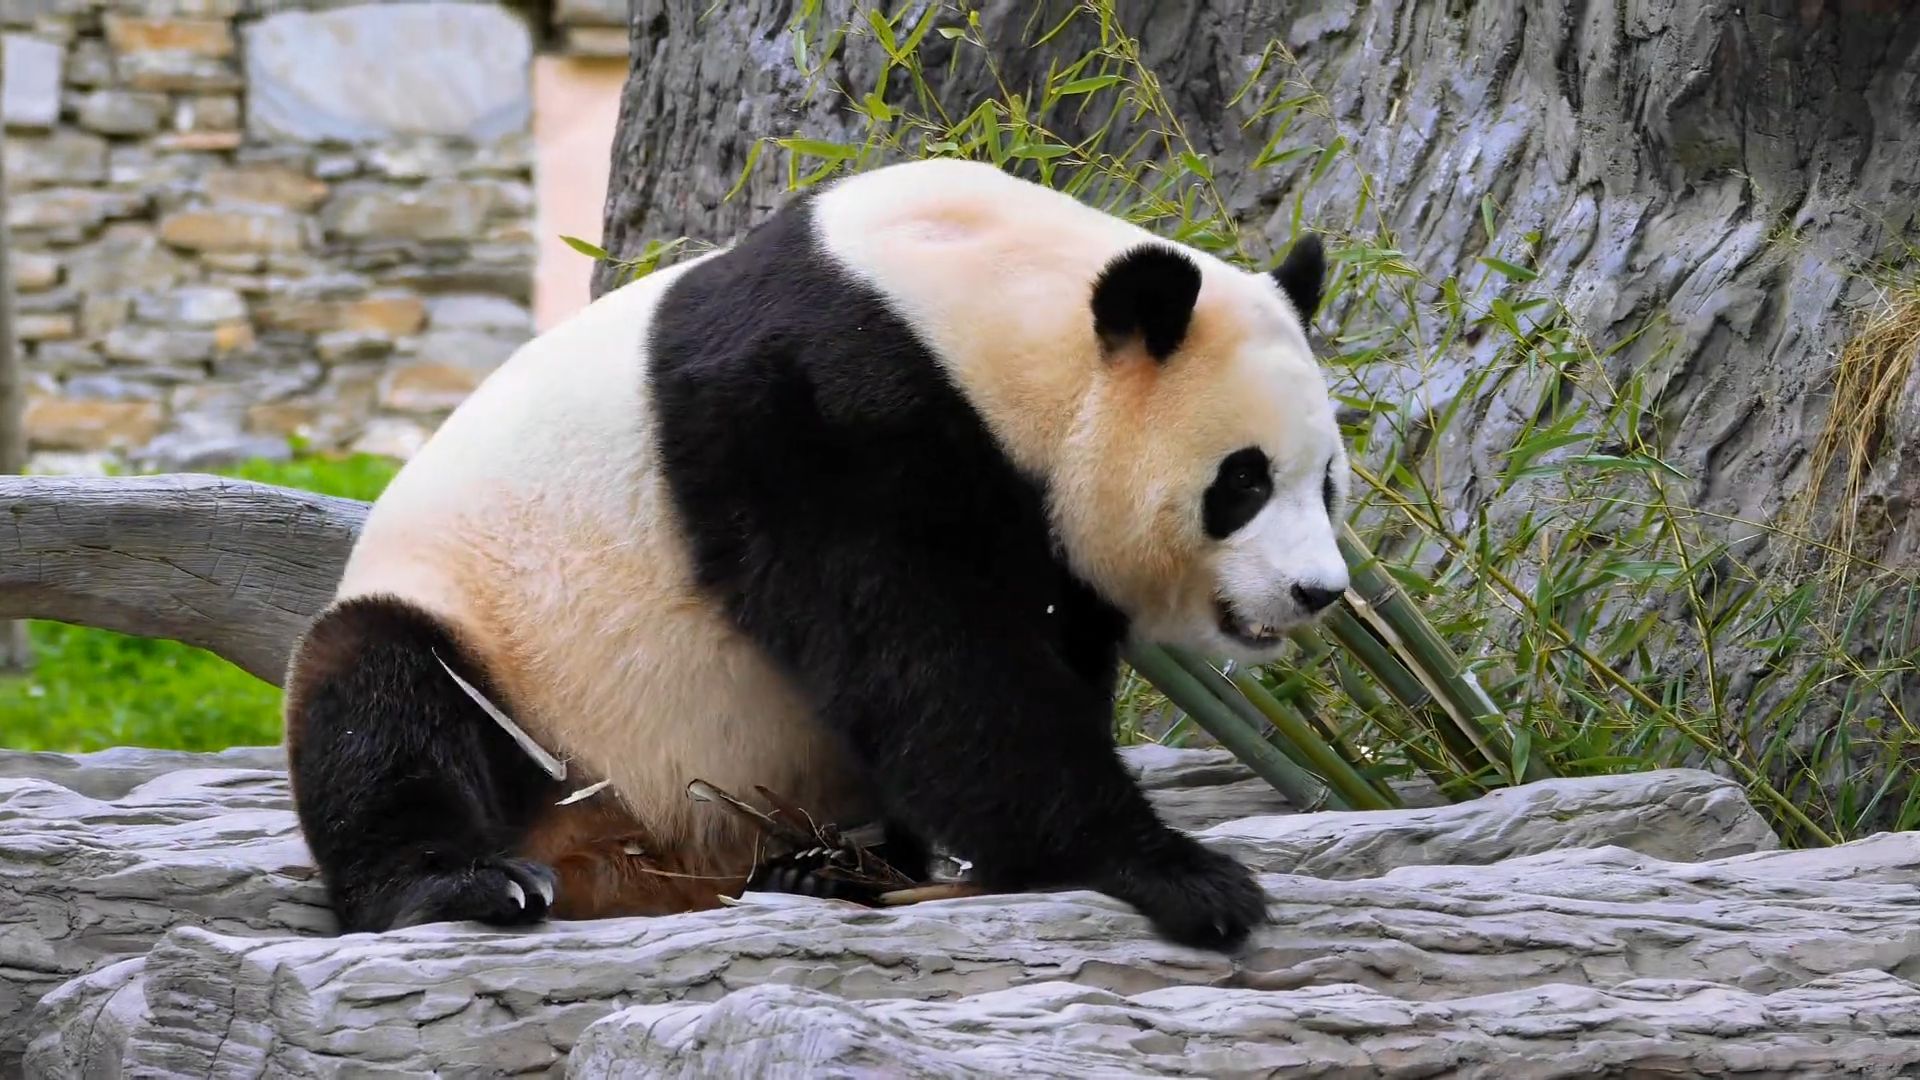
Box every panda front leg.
[283,595,566,933]
[863,683,1266,948]
[778,582,1270,951]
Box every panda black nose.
[1292,584,1343,613]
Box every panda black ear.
[1272,233,1325,323]
[1090,244,1203,362]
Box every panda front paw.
[384,856,559,930]
[1101,834,1269,952]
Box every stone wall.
[2,0,625,473]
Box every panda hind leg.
[517,798,749,919]
[284,595,564,933]
[747,819,934,905]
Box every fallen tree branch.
[0,474,365,685]
[0,474,982,912]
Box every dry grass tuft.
[1797,281,1920,575]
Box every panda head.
[1051,235,1349,663]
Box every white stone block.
[243,3,531,143]
[2,34,63,130]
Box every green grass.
[0,450,401,753]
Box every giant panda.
[282,157,1351,953]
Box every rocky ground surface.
[5,744,1920,1077]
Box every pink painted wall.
[531,54,627,331]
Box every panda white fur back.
[284,157,1347,949]
[333,249,871,881]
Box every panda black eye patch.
[1204,446,1273,539]
[1322,458,1337,513]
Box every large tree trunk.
[595,0,1920,764]
[599,0,1919,541]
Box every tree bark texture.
[2,0,1917,775]
[0,475,365,686]
[593,0,1920,732]
[599,0,1919,530]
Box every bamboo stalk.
[1160,645,1379,810]
[1270,633,1384,775]
[1216,661,1399,811]
[1228,672,1397,807]
[1267,666,1385,796]
[1319,605,1487,785]
[1287,628,1409,798]
[1161,651,1319,775]
[1123,643,1335,810]
[1290,622,1397,730]
[1338,524,1557,784]
[1323,647,1389,719]
[1251,658,1352,760]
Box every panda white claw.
[505,881,528,910]
[533,875,554,906]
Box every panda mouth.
[1215,597,1285,648]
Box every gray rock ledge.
[570,971,1920,1078]
[5,744,1912,1077]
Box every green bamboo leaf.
[1562,453,1658,473]
[1502,430,1592,472]
[1600,560,1685,582]
[1488,297,1524,337]
[1264,92,1321,115]
[723,139,767,203]
[981,106,1006,163]
[1308,135,1347,183]
[1381,562,1439,598]
[1479,256,1538,281]
[559,235,608,260]
[899,4,938,53]
[866,9,898,53]
[1253,142,1317,171]
[1010,140,1072,160]
[776,137,856,160]
[1509,726,1533,787]
[1031,3,1078,46]
[1056,74,1122,95]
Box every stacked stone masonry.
[1,0,625,472]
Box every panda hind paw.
[385,857,560,930]
[748,852,891,906]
